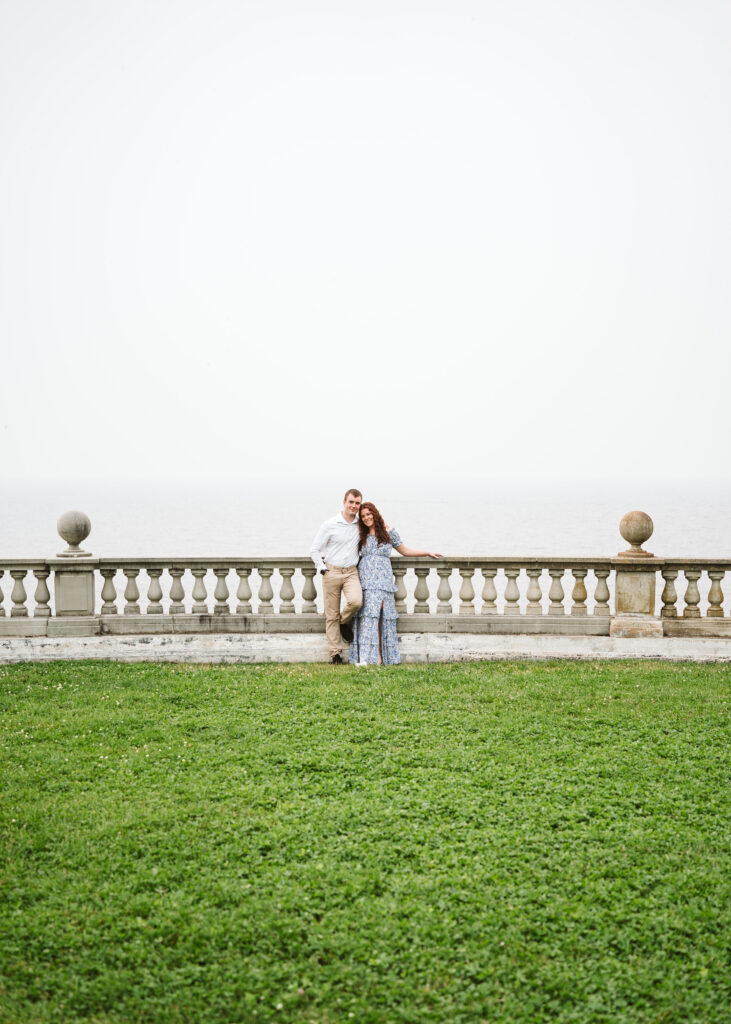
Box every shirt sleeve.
[309,521,330,572]
[389,528,403,548]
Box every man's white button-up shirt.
[310,513,360,573]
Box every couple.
[310,488,442,666]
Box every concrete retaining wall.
[1,632,730,664]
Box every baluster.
[571,568,588,616]
[0,570,4,616]
[147,569,164,614]
[504,568,521,615]
[10,570,29,617]
[235,568,252,614]
[279,567,295,614]
[214,568,230,614]
[414,567,431,613]
[437,567,453,614]
[594,569,611,616]
[458,568,475,614]
[660,568,678,618]
[123,568,140,615]
[169,568,186,614]
[526,568,542,614]
[101,568,118,614]
[192,569,209,614]
[394,565,408,615]
[33,569,51,618]
[707,570,725,618]
[257,568,274,613]
[682,569,701,618]
[301,567,317,614]
[481,568,497,614]
[548,568,565,615]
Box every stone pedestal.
[609,614,663,638]
[610,509,661,638]
[52,561,97,617]
[615,567,656,615]
[52,510,96,617]
[611,567,662,636]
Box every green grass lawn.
[1,660,729,1024]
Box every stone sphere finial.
[618,510,654,558]
[57,510,92,557]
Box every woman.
[349,502,442,666]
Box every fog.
[2,0,729,485]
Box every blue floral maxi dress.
[349,529,403,665]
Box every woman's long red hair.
[358,502,391,548]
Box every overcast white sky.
[1,0,729,485]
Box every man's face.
[343,493,362,519]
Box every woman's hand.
[427,552,443,558]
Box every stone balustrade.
[96,558,616,617]
[0,558,729,638]
[0,561,52,621]
[0,511,729,640]
[657,561,731,636]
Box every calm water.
[2,479,730,558]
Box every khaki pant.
[322,564,362,657]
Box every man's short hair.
[343,488,362,502]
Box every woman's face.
[361,507,374,528]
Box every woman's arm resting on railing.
[394,544,443,558]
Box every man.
[310,488,364,664]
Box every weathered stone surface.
[401,615,610,635]
[54,568,96,617]
[1,633,730,664]
[0,618,47,637]
[609,615,664,638]
[47,616,100,637]
[662,618,731,638]
[99,614,327,635]
[92,613,613,637]
[615,568,656,615]
[618,510,654,557]
[56,510,92,557]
